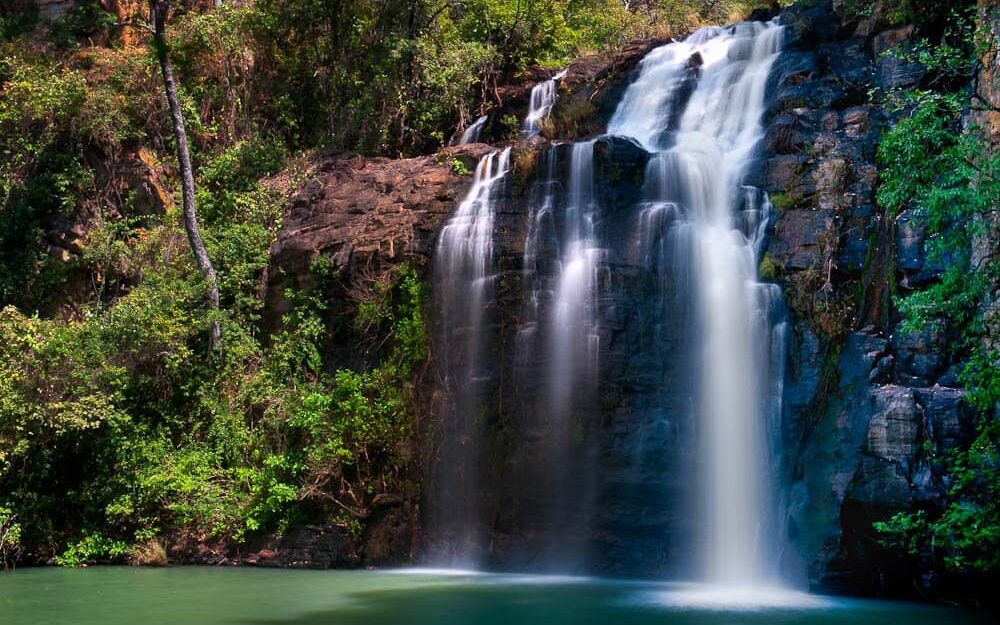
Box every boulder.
[770,208,835,270]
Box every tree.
[0,506,20,569]
[149,0,222,350]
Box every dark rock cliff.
[760,0,980,597]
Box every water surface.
[0,567,991,625]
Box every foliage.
[758,253,778,282]
[841,0,975,28]
[0,40,158,311]
[48,0,118,49]
[450,158,471,176]
[54,533,131,567]
[0,250,429,563]
[768,192,795,211]
[0,3,37,42]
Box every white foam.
[635,583,832,611]
[387,567,486,577]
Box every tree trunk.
[150,0,221,351]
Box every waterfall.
[457,115,488,145]
[430,19,787,582]
[430,148,511,565]
[522,70,567,139]
[609,21,785,584]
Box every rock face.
[259,0,983,597]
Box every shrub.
[131,538,168,566]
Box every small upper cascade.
[457,115,488,145]
[436,148,511,298]
[522,70,568,139]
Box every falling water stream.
[547,141,602,433]
[609,20,785,585]
[432,148,511,565]
[523,70,568,139]
[611,21,784,585]
[457,115,488,145]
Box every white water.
[609,22,785,584]
[457,115,488,145]
[522,70,568,139]
[437,148,511,331]
[638,582,829,611]
[517,141,604,566]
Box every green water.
[0,567,992,625]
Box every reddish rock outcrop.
[262,144,492,327]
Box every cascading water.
[609,21,785,584]
[457,115,488,145]
[430,148,511,565]
[522,70,568,139]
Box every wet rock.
[785,329,887,584]
[764,114,811,154]
[593,136,651,212]
[872,25,917,57]
[876,53,925,90]
[917,388,974,457]
[836,206,875,273]
[769,208,835,270]
[765,154,814,202]
[869,355,894,384]
[814,157,851,211]
[749,5,780,22]
[895,209,948,286]
[252,525,356,569]
[891,322,949,387]
[842,107,871,138]
[780,0,841,50]
[865,386,922,467]
[784,327,823,416]
[848,455,914,506]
